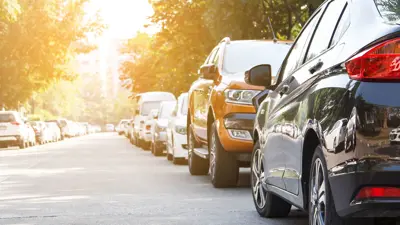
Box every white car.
[26,123,37,147]
[166,93,188,163]
[105,124,115,132]
[0,111,29,149]
[132,92,176,148]
[152,101,177,156]
[141,109,158,150]
[324,119,348,153]
[46,122,61,142]
[116,119,129,135]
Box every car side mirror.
[245,64,272,87]
[199,64,217,80]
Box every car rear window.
[0,114,15,122]
[375,0,400,24]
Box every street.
[0,133,307,225]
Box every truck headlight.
[224,89,261,105]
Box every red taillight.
[146,125,151,130]
[346,38,400,81]
[10,122,20,126]
[355,187,400,200]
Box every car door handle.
[309,61,324,74]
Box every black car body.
[247,0,400,223]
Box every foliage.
[120,0,324,96]
[0,0,104,109]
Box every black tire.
[309,146,373,225]
[251,141,291,218]
[209,122,239,188]
[19,140,25,149]
[188,127,208,175]
[172,156,182,165]
[153,142,162,156]
[167,154,173,161]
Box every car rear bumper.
[216,113,255,153]
[172,133,188,159]
[329,161,400,218]
[0,135,21,142]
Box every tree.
[0,0,104,109]
[120,0,323,97]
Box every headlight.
[175,126,187,135]
[224,89,261,105]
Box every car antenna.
[268,17,278,43]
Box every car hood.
[221,72,265,90]
[156,119,168,128]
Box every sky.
[86,0,155,40]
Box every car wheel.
[309,146,371,225]
[167,153,173,161]
[19,140,26,149]
[209,122,238,188]
[188,127,208,175]
[251,141,291,217]
[153,142,162,156]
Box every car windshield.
[223,42,290,76]
[160,103,176,118]
[375,0,400,24]
[141,101,161,116]
[0,114,15,123]
[181,96,188,115]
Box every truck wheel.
[209,122,239,188]
[188,128,208,175]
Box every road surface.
[0,133,307,225]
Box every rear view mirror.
[199,64,217,80]
[245,64,272,87]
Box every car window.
[0,113,15,122]
[160,103,176,118]
[330,3,350,47]
[206,47,219,65]
[375,0,400,24]
[305,0,347,62]
[278,10,322,82]
[222,42,290,76]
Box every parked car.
[105,124,115,132]
[141,109,158,150]
[0,111,29,149]
[166,93,189,164]
[152,101,176,156]
[46,118,68,140]
[45,122,61,142]
[30,121,52,144]
[127,119,134,140]
[187,37,290,188]
[246,0,400,223]
[132,92,176,148]
[116,119,129,135]
[26,123,36,147]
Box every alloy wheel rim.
[310,158,326,225]
[209,129,216,179]
[251,148,266,208]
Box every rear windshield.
[0,114,15,122]
[141,101,161,116]
[375,0,400,24]
[160,103,176,118]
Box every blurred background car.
[46,118,68,140]
[105,124,115,132]
[152,101,176,156]
[0,111,30,149]
[167,93,188,164]
[26,122,36,147]
[46,122,61,142]
[141,109,158,150]
[30,121,52,145]
[116,119,129,135]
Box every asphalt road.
[0,133,308,225]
